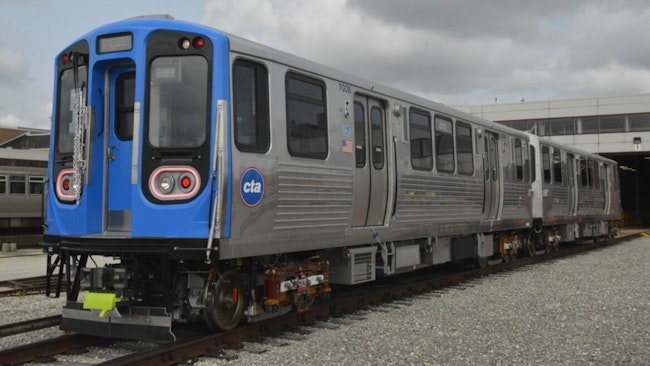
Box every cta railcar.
[42,15,620,341]
[0,148,47,229]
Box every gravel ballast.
[194,237,649,365]
[1,236,648,365]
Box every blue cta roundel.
[240,167,265,207]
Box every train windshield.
[56,66,87,154]
[147,55,208,148]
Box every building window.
[233,59,270,153]
[409,108,432,171]
[628,113,650,131]
[286,73,328,159]
[579,117,599,134]
[599,116,625,133]
[0,175,5,194]
[550,118,575,136]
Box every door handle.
[108,145,118,162]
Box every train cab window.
[233,59,270,153]
[354,102,366,168]
[9,175,26,194]
[148,55,208,148]
[553,149,562,185]
[542,146,551,184]
[56,65,88,154]
[115,72,135,140]
[286,73,328,159]
[456,121,473,175]
[29,176,45,194]
[514,139,523,181]
[409,108,432,171]
[0,175,5,194]
[435,116,454,173]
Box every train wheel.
[524,233,536,257]
[203,271,245,331]
[292,292,315,312]
[476,256,489,268]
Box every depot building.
[458,94,650,226]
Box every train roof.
[71,16,617,166]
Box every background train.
[42,16,621,341]
[0,148,47,229]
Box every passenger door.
[351,95,388,226]
[105,66,135,233]
[567,153,578,216]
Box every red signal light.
[180,176,192,189]
[62,54,69,64]
[193,37,205,49]
[62,178,70,191]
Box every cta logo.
[240,167,265,208]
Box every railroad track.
[0,229,43,250]
[0,232,642,365]
[0,315,61,338]
[0,275,65,297]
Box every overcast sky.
[2,0,650,130]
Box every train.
[0,148,48,229]
[42,15,621,342]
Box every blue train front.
[42,16,330,341]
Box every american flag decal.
[341,139,353,153]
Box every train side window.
[9,175,26,194]
[409,108,432,171]
[456,121,473,175]
[514,139,523,181]
[553,149,562,185]
[529,145,536,182]
[115,72,135,141]
[435,116,454,173]
[592,161,600,189]
[0,175,5,194]
[354,102,366,168]
[370,106,385,170]
[29,176,45,194]
[522,141,530,182]
[542,146,551,184]
[580,158,589,187]
[233,59,270,153]
[286,73,328,159]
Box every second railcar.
[0,148,47,229]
